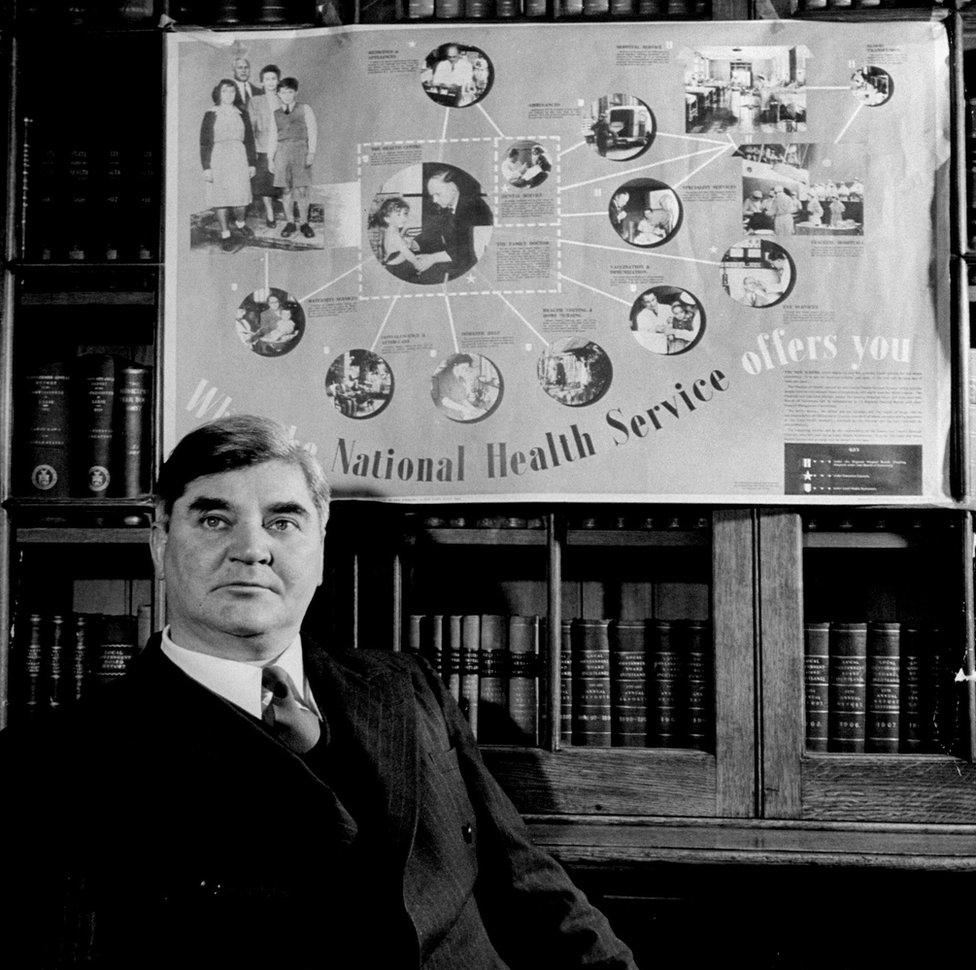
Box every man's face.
[446,46,460,63]
[428,177,459,211]
[279,86,297,107]
[150,460,325,661]
[234,58,250,82]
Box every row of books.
[407,613,714,749]
[16,355,151,499]
[407,512,709,529]
[20,126,159,264]
[8,611,149,723]
[804,621,962,754]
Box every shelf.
[526,816,976,870]
[803,529,921,548]
[567,529,709,547]
[14,527,150,545]
[18,291,156,307]
[403,527,547,546]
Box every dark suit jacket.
[0,636,635,970]
[414,192,494,284]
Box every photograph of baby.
[235,287,305,357]
[628,287,705,355]
[720,237,795,309]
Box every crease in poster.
[164,20,952,504]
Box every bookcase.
[2,0,976,965]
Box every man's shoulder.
[306,640,429,682]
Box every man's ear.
[149,519,169,578]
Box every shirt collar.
[160,626,318,720]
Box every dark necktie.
[262,665,321,754]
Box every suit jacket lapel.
[131,638,358,844]
[304,642,419,871]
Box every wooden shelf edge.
[525,817,976,870]
[14,528,151,544]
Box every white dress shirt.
[160,626,320,720]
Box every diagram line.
[440,107,450,148]
[296,261,365,303]
[558,140,587,158]
[834,103,863,144]
[558,273,633,307]
[369,291,402,353]
[477,103,506,138]
[559,238,723,266]
[264,251,270,293]
[492,289,550,348]
[443,286,459,352]
[656,131,730,147]
[561,211,608,218]
[671,143,730,189]
[807,86,850,91]
[558,146,721,193]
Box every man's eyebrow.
[185,496,233,514]
[264,501,312,519]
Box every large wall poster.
[164,20,952,504]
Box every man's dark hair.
[155,415,330,522]
[279,77,299,92]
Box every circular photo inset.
[850,66,893,107]
[430,352,503,423]
[721,237,796,308]
[609,178,682,248]
[420,42,493,108]
[235,287,305,357]
[586,94,656,162]
[325,349,394,419]
[537,339,613,407]
[501,140,553,189]
[367,163,494,284]
[629,287,705,356]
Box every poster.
[164,19,952,504]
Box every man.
[1,415,636,970]
[267,76,318,239]
[413,166,494,284]
[231,55,262,108]
[426,43,474,106]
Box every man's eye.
[268,519,298,532]
[201,515,226,529]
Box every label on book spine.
[465,0,488,15]
[18,360,72,496]
[572,618,611,746]
[804,621,830,752]
[650,619,680,747]
[560,619,573,743]
[508,615,539,745]
[828,621,867,752]
[495,0,520,14]
[683,619,712,750]
[46,615,65,710]
[478,614,507,743]
[460,614,480,739]
[899,625,923,752]
[866,622,900,752]
[609,620,648,747]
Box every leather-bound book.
[571,618,612,746]
[75,354,117,498]
[478,614,508,744]
[650,619,680,747]
[804,621,830,752]
[17,359,72,497]
[609,619,648,747]
[828,621,867,752]
[560,619,573,744]
[683,619,713,750]
[866,622,900,753]
[117,364,150,497]
[460,614,480,739]
[445,615,462,702]
[507,615,539,746]
[899,625,923,753]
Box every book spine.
[560,619,573,744]
[407,613,423,656]
[422,613,445,674]
[408,0,436,16]
[583,0,610,14]
[478,614,507,743]
[560,0,584,14]
[76,354,116,497]
[433,0,460,14]
[571,618,611,746]
[18,115,31,261]
[666,0,691,15]
[609,619,648,747]
[101,142,124,262]
[18,360,72,496]
[72,614,92,703]
[804,621,830,752]
[22,613,45,722]
[636,0,665,14]
[93,615,138,689]
[495,0,520,15]
[650,619,680,747]
[64,138,92,262]
[922,626,949,752]
[133,143,159,262]
[609,0,634,14]
[866,622,900,753]
[828,622,867,752]
[524,0,549,14]
[465,0,488,15]
[460,614,480,739]
[899,625,923,753]
[117,364,149,497]
[683,619,712,750]
[507,615,539,745]
[46,614,66,711]
[445,614,462,702]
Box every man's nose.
[228,521,272,564]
